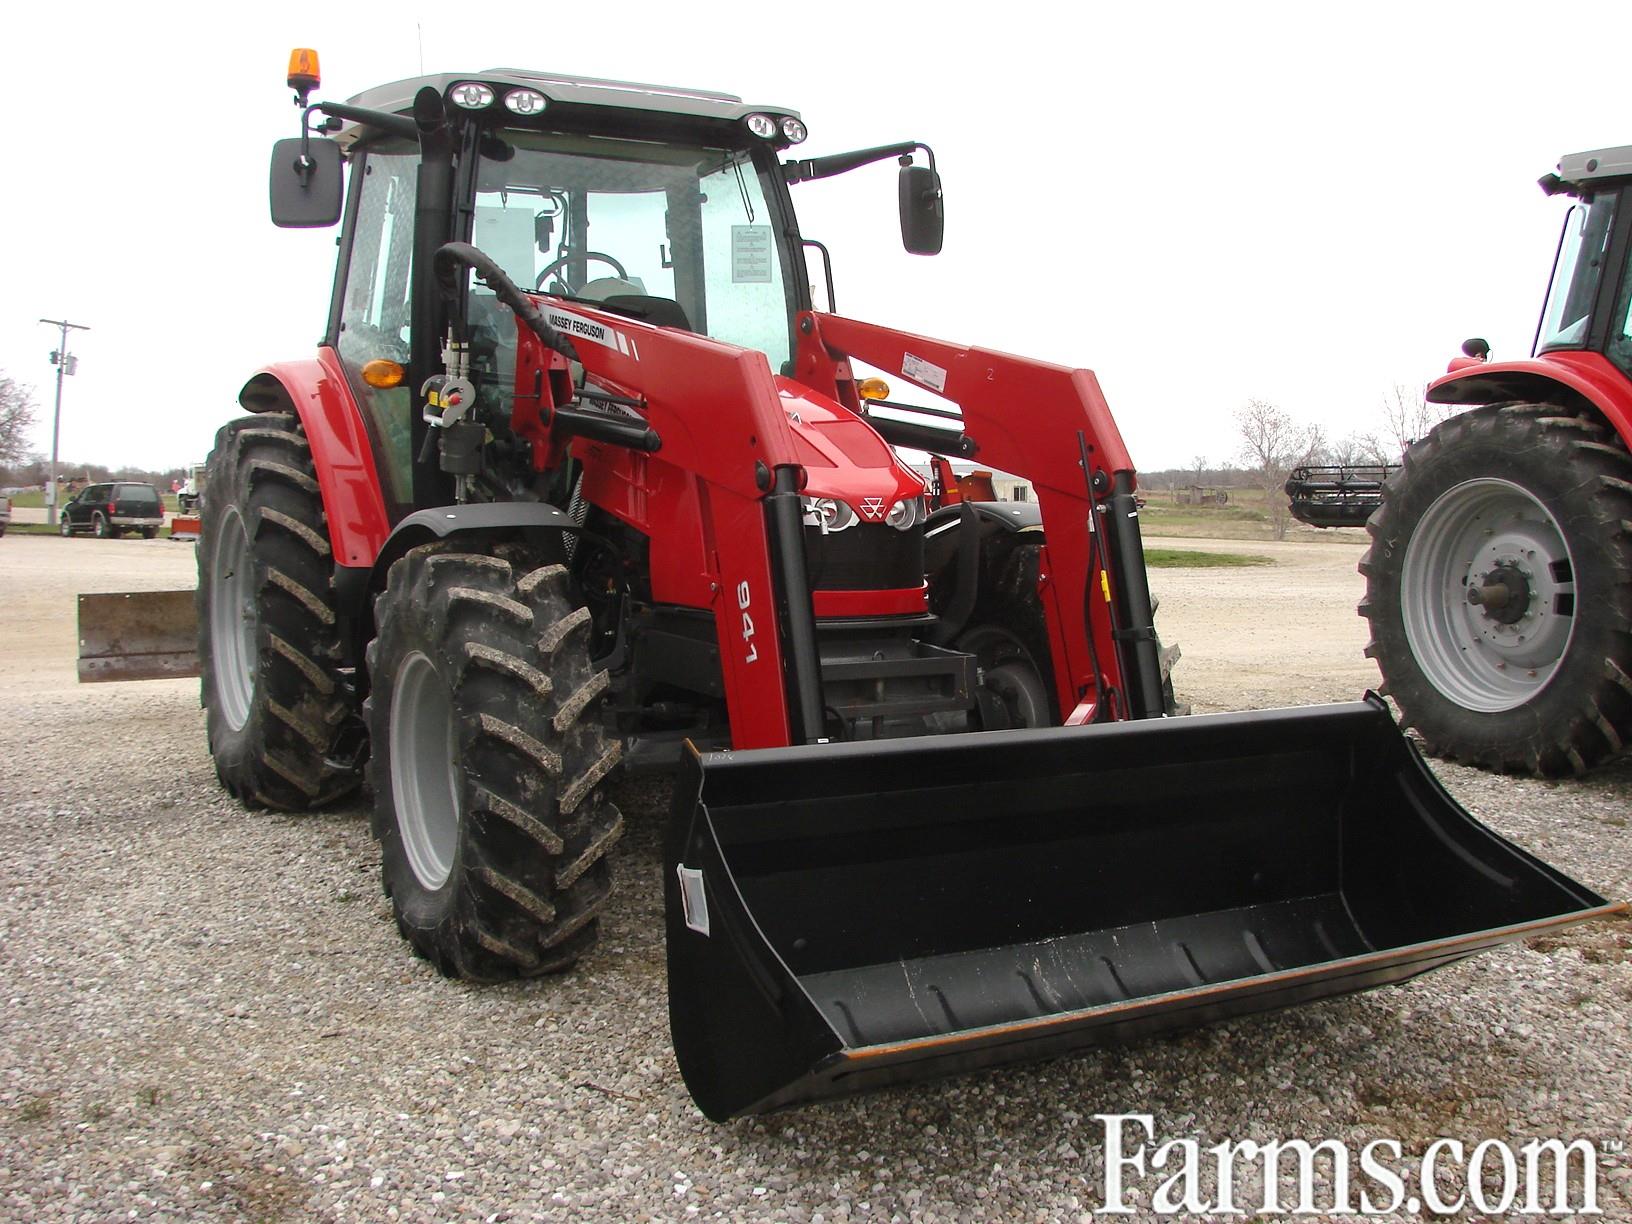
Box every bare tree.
[0,374,38,467]
[1236,398,1322,540]
[1327,431,1389,467]
[1379,383,1458,455]
[1190,453,1208,484]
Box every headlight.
[449,82,495,109]
[504,88,547,115]
[801,496,858,534]
[886,496,924,531]
[781,116,808,144]
[745,113,778,139]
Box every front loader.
[90,56,1619,1119]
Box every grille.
[804,524,924,591]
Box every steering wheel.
[535,251,628,292]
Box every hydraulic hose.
[431,241,580,363]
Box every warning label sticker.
[544,308,640,360]
[731,225,774,283]
[901,352,948,393]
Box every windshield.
[1537,194,1618,352]
[472,133,798,372]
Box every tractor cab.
[274,66,942,516]
[1534,145,1632,372]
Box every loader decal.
[543,307,639,360]
[676,865,710,936]
[900,351,947,392]
[737,580,759,663]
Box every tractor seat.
[599,294,693,332]
[574,275,692,332]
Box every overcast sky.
[6,0,1631,477]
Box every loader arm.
[794,311,1163,720]
[512,297,817,748]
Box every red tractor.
[164,56,1618,1118]
[1362,144,1632,776]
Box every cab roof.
[346,69,801,126]
[1555,144,1632,189]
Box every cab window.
[336,147,419,510]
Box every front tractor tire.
[197,414,358,809]
[1360,403,1632,776]
[365,549,624,981]
[944,539,1184,729]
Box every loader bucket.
[77,590,202,682]
[666,697,1620,1119]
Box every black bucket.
[665,698,1620,1120]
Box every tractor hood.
[774,377,925,510]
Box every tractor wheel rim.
[210,505,258,731]
[986,660,1051,727]
[1400,477,1576,712]
[390,651,461,891]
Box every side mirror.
[898,164,944,255]
[269,137,344,228]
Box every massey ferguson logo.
[859,497,886,521]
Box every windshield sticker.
[902,352,948,393]
[731,225,774,283]
[543,308,639,360]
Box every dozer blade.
[77,590,201,682]
[666,697,1621,1119]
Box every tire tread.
[366,548,622,981]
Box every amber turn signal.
[857,377,890,401]
[361,359,405,388]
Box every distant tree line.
[0,456,186,490]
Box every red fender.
[238,348,392,569]
[1429,351,1632,447]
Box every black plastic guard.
[665,698,1621,1120]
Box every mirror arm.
[288,101,417,185]
[308,101,420,143]
[785,141,934,185]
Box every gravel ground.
[1,533,1628,1221]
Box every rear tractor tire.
[1360,403,1632,776]
[365,548,624,981]
[197,413,359,809]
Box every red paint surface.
[243,350,391,568]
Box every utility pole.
[39,317,90,521]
